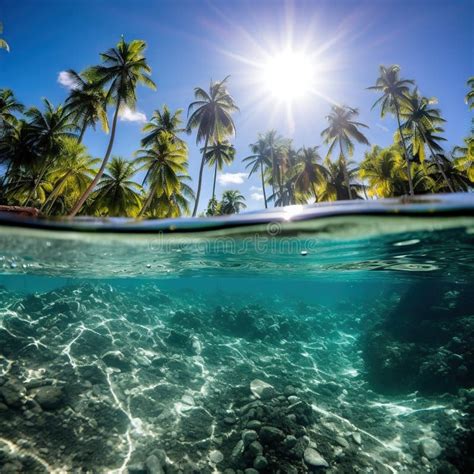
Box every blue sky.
[1,0,473,211]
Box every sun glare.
[260,49,316,102]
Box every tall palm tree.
[368,65,415,195]
[203,140,235,200]
[187,76,238,216]
[359,145,407,198]
[134,134,188,217]
[0,22,9,52]
[141,105,186,147]
[40,138,100,214]
[24,99,78,204]
[0,89,24,131]
[261,130,284,204]
[399,90,453,192]
[466,77,474,110]
[220,190,246,214]
[321,105,369,200]
[243,137,271,208]
[89,157,142,217]
[69,37,156,216]
[293,146,327,202]
[64,70,109,143]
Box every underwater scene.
[0,206,473,474]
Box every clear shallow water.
[0,197,473,473]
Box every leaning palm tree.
[89,157,142,217]
[0,22,9,52]
[220,190,246,215]
[203,140,235,200]
[399,90,453,192]
[293,146,327,202]
[40,138,100,214]
[69,37,156,216]
[187,76,238,216]
[0,89,24,130]
[6,163,53,206]
[134,134,188,217]
[64,70,109,143]
[24,98,78,205]
[368,65,415,195]
[321,105,369,200]
[243,137,271,208]
[261,130,285,204]
[141,105,186,148]
[466,77,474,110]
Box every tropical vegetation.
[0,28,472,217]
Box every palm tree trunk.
[23,159,50,206]
[395,101,414,196]
[270,146,277,207]
[139,182,159,217]
[427,143,454,192]
[69,98,121,217]
[260,162,267,209]
[312,182,318,203]
[192,134,209,217]
[77,121,87,144]
[339,138,352,200]
[41,171,72,213]
[212,160,217,200]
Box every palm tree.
[24,99,78,205]
[453,137,474,183]
[0,22,9,52]
[146,175,195,218]
[359,145,407,197]
[261,130,284,204]
[6,163,53,206]
[399,90,453,192]
[134,133,188,217]
[187,76,238,216]
[368,65,415,195]
[0,120,37,183]
[243,137,271,208]
[69,37,156,216]
[40,138,100,214]
[220,190,246,214]
[64,70,109,143]
[321,105,369,199]
[466,77,474,110]
[0,89,24,131]
[89,157,142,217]
[203,140,235,200]
[317,159,363,201]
[293,146,327,202]
[141,105,186,147]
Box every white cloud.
[119,106,147,123]
[376,123,389,132]
[251,192,264,201]
[250,185,262,192]
[57,71,77,90]
[217,172,247,186]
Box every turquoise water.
[0,199,473,473]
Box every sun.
[260,49,316,102]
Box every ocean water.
[0,197,473,473]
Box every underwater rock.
[33,386,64,410]
[303,448,329,468]
[253,455,268,469]
[0,380,26,407]
[259,426,285,445]
[145,454,165,474]
[419,438,442,459]
[250,379,276,400]
[209,450,224,463]
[242,429,258,446]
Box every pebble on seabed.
[300,250,308,256]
